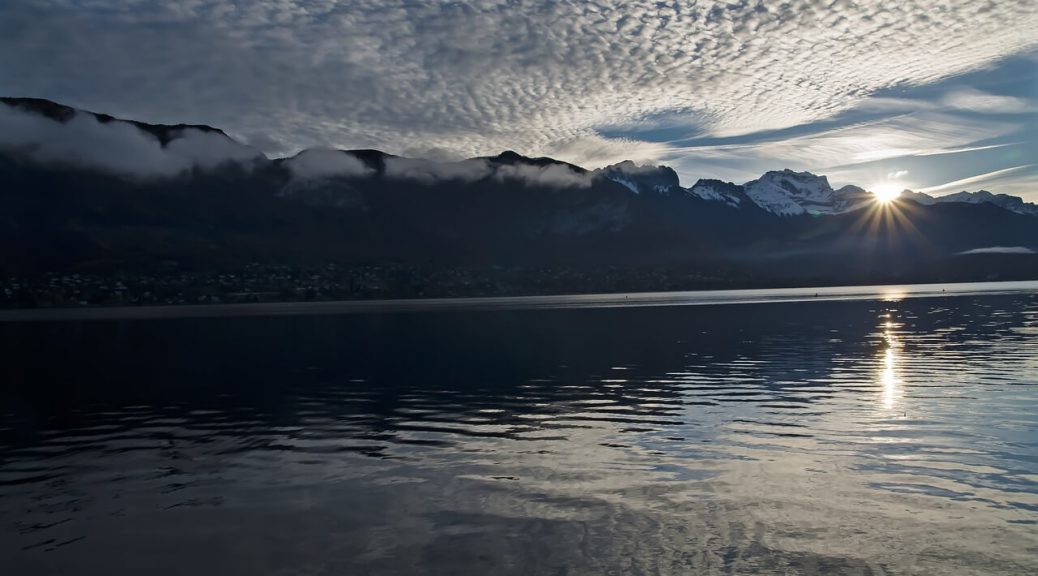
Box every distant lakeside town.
[0,263,742,308]
[4,258,1038,309]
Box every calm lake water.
[2,283,1038,575]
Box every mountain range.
[2,96,1037,292]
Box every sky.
[1,0,1036,200]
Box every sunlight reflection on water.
[878,319,904,411]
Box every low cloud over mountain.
[4,97,1034,219]
[0,98,262,178]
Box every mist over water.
[2,291,1037,575]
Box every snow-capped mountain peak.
[903,190,1038,216]
[737,170,875,216]
[596,161,682,196]
[742,170,816,215]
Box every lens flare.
[871,183,902,204]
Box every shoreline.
[2,279,1037,322]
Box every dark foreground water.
[2,285,1037,575]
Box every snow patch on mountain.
[901,190,936,205]
[687,179,743,207]
[607,175,639,194]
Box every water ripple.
[1,291,1037,574]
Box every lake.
[2,282,1038,575]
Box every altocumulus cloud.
[0,0,1036,175]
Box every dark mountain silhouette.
[1,96,1036,293]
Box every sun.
[871,182,902,204]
